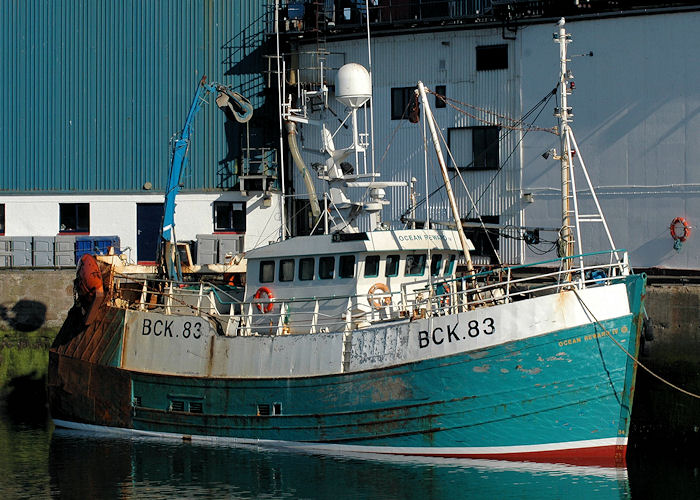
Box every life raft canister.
[367,282,392,309]
[254,286,274,313]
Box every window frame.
[476,44,508,71]
[364,255,380,278]
[391,86,417,121]
[259,260,275,283]
[430,254,443,277]
[214,201,246,233]
[464,216,500,261]
[444,255,456,276]
[385,254,400,277]
[435,85,446,109]
[279,259,295,282]
[405,254,427,277]
[319,256,335,280]
[448,126,500,170]
[339,255,356,279]
[59,203,90,233]
[298,257,314,281]
[0,204,4,234]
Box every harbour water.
[1,409,698,499]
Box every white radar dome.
[335,63,371,108]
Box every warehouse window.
[464,216,500,262]
[0,204,4,234]
[448,126,500,170]
[476,45,508,71]
[435,85,446,109]
[391,87,418,120]
[59,203,89,233]
[214,202,245,232]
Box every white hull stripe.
[52,419,627,457]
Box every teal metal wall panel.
[0,0,272,193]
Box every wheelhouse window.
[476,44,508,71]
[0,204,4,234]
[430,254,443,276]
[444,255,456,276]
[319,256,335,280]
[364,255,380,278]
[299,257,314,281]
[448,126,500,170]
[385,255,400,277]
[59,203,89,233]
[279,259,294,282]
[391,87,418,121]
[214,201,245,232]
[339,255,355,279]
[259,260,275,283]
[405,254,426,276]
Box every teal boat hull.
[49,274,646,466]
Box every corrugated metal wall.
[292,30,524,264]
[0,0,270,193]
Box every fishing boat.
[48,19,646,467]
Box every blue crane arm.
[158,76,253,281]
[160,76,216,281]
[162,76,216,245]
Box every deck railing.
[111,249,630,337]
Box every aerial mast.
[555,18,575,271]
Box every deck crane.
[158,76,253,281]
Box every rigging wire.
[401,86,558,229]
[574,289,700,400]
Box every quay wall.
[0,270,698,448]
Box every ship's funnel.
[335,63,371,109]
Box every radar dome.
[335,63,371,108]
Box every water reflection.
[47,429,632,499]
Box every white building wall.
[0,192,282,261]
[519,13,700,269]
[293,10,699,269]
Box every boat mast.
[556,18,575,271]
[417,81,475,275]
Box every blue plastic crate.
[75,237,95,260]
[94,236,120,255]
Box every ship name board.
[418,318,495,348]
[140,318,203,339]
[397,233,448,242]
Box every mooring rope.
[573,288,700,400]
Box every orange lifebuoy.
[670,217,691,242]
[367,283,391,309]
[254,286,274,313]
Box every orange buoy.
[254,286,274,313]
[367,283,391,309]
[670,217,691,242]
[76,254,103,298]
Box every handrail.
[112,250,630,336]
